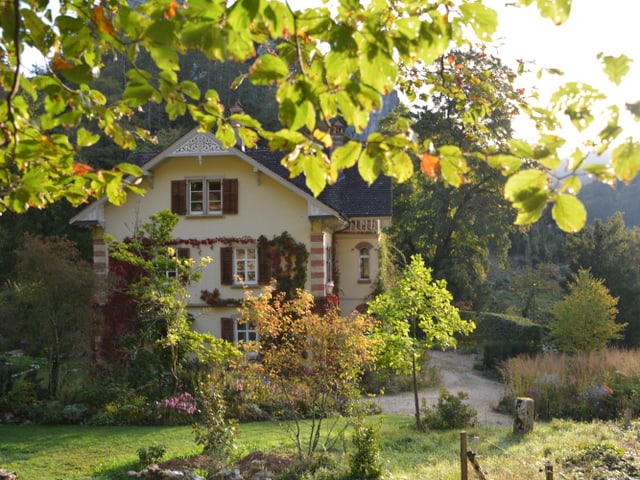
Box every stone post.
[513,396,535,433]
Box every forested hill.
[579,175,640,226]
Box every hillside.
[580,175,640,226]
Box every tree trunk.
[412,352,424,431]
[48,320,61,398]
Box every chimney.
[329,117,346,150]
[229,101,244,151]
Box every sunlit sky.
[485,0,640,146]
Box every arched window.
[359,247,370,281]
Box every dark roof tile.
[247,149,392,218]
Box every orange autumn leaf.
[164,1,180,19]
[420,154,440,180]
[53,53,73,71]
[447,54,456,65]
[92,5,115,35]
[73,162,94,175]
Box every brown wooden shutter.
[222,178,238,214]
[221,317,235,342]
[220,246,233,285]
[258,245,271,285]
[171,180,187,215]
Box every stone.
[513,396,535,433]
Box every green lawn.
[1,417,639,479]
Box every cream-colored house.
[70,128,392,342]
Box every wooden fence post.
[460,431,468,480]
[544,461,553,480]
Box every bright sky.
[484,0,640,146]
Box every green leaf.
[264,1,294,38]
[625,101,640,121]
[331,141,362,170]
[326,50,358,86]
[612,139,640,183]
[146,20,175,44]
[358,148,381,185]
[509,139,535,158]
[358,44,397,94]
[60,65,93,85]
[149,45,179,72]
[77,128,100,147]
[560,175,582,195]
[387,150,413,182]
[116,162,144,177]
[179,80,200,100]
[249,54,289,85]
[552,193,587,232]
[458,1,498,41]
[504,169,550,224]
[303,151,328,196]
[438,145,466,187]
[597,53,632,86]
[522,0,571,25]
[487,154,521,174]
[216,123,237,148]
[123,84,155,107]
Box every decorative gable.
[171,133,228,158]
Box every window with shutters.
[221,317,258,344]
[188,178,221,214]
[221,245,268,287]
[172,178,238,216]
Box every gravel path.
[371,350,513,427]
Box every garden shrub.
[138,442,167,466]
[349,417,383,480]
[193,375,238,461]
[470,312,543,369]
[421,389,477,430]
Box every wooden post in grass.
[544,461,554,480]
[513,397,535,433]
[460,431,468,480]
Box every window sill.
[185,213,223,218]
[231,284,260,289]
[357,279,372,284]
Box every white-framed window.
[325,245,333,284]
[359,247,370,280]
[236,320,258,343]
[188,178,222,215]
[234,246,258,285]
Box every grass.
[2,416,640,479]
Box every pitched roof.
[248,149,392,218]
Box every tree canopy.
[1,0,638,232]
[549,268,623,353]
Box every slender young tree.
[107,210,240,395]
[368,254,475,431]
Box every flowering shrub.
[579,384,615,420]
[154,391,198,425]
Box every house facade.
[71,128,392,343]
